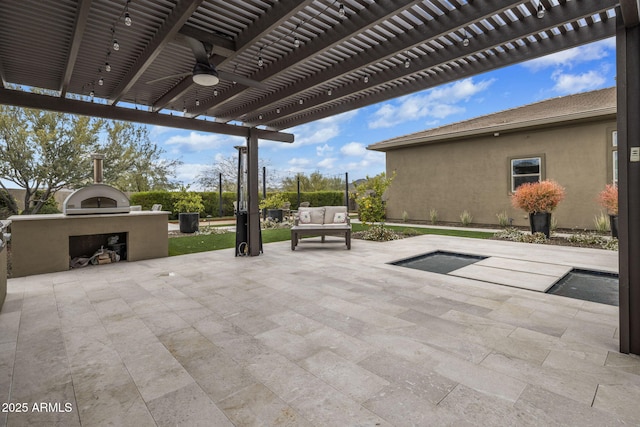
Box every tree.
[0,100,181,214]
[196,154,275,192]
[280,171,345,192]
[0,104,103,214]
[100,122,182,192]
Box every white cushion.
[299,207,325,224]
[333,212,347,223]
[299,210,311,224]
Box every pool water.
[546,269,619,306]
[392,251,486,275]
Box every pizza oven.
[63,154,131,215]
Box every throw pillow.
[333,212,347,223]
[299,210,311,224]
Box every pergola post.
[247,129,261,256]
[617,12,640,354]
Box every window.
[511,157,542,191]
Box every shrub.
[359,224,401,241]
[429,208,438,225]
[493,227,547,243]
[598,184,618,215]
[511,180,565,213]
[594,212,611,233]
[460,210,473,226]
[259,193,288,210]
[173,191,204,214]
[496,211,510,227]
[351,172,395,225]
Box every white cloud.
[316,144,333,156]
[174,163,209,187]
[163,132,243,153]
[317,157,336,169]
[297,111,357,145]
[522,38,615,71]
[340,142,367,156]
[551,70,606,94]
[288,157,311,167]
[367,78,494,129]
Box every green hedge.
[129,190,347,220]
[270,191,346,208]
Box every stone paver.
[0,234,635,426]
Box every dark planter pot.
[529,212,551,238]
[179,212,200,233]
[610,214,619,239]
[267,209,283,222]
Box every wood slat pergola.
[1,0,640,355]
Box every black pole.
[262,166,267,219]
[297,176,301,208]
[345,172,349,213]
[218,172,223,217]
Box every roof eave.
[367,107,617,152]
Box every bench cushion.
[298,207,325,224]
[323,206,348,224]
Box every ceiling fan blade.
[184,36,210,64]
[146,72,191,85]
[218,71,268,90]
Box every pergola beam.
[151,0,314,114]
[220,0,520,121]
[0,88,293,143]
[272,15,615,130]
[59,0,92,97]
[619,0,640,27]
[266,0,616,130]
[190,0,419,117]
[109,0,205,105]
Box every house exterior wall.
[384,118,615,230]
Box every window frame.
[508,154,545,193]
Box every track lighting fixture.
[339,3,345,17]
[276,108,281,114]
[90,90,95,99]
[462,29,470,47]
[213,89,218,96]
[327,88,332,96]
[404,58,410,68]
[536,2,545,18]
[259,114,263,120]
[105,62,111,72]
[195,99,200,107]
[363,75,369,84]
[113,39,120,51]
[98,77,104,86]
[294,36,300,47]
[258,56,264,67]
[299,99,303,105]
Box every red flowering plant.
[511,180,566,214]
[598,184,618,215]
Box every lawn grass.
[168,223,494,256]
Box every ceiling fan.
[146,36,267,89]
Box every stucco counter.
[9,211,169,277]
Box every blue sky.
[150,37,616,189]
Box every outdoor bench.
[291,206,351,250]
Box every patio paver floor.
[1,234,637,426]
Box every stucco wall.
[384,119,615,230]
